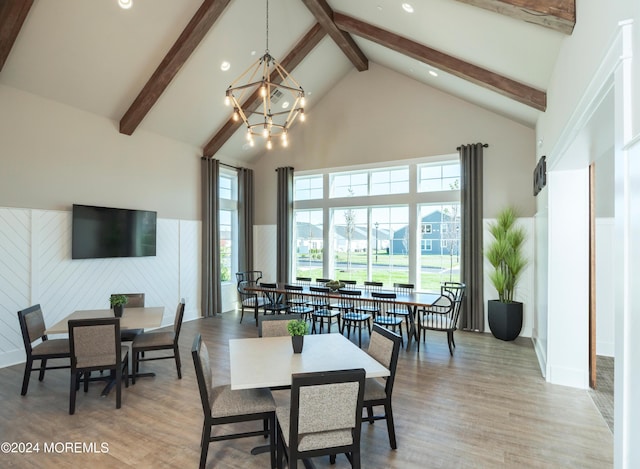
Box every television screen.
[72,204,157,259]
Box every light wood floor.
[1,312,613,468]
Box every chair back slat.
[173,300,186,339]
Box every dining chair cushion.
[32,338,69,356]
[133,331,175,348]
[275,407,353,452]
[73,324,121,368]
[368,330,394,367]
[210,384,275,418]
[421,314,455,330]
[242,296,267,307]
[363,378,387,401]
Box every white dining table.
[229,333,389,390]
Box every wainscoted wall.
[254,225,277,283]
[0,207,201,368]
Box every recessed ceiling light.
[281,101,290,109]
[402,3,414,13]
[220,61,231,71]
[377,5,382,11]
[429,70,438,77]
[250,50,257,56]
[118,0,133,9]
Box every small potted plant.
[287,319,309,353]
[110,294,128,318]
[485,207,527,341]
[325,280,345,292]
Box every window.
[418,204,460,290]
[330,171,368,198]
[294,175,323,201]
[370,167,409,195]
[293,157,460,291]
[294,210,323,279]
[418,161,460,192]
[219,170,238,283]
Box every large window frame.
[293,155,460,291]
[219,169,238,284]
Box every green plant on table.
[287,319,309,336]
[110,294,128,308]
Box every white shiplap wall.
[0,207,201,368]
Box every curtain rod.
[456,143,489,151]
[201,157,242,171]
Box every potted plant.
[485,207,527,341]
[110,294,128,318]
[325,280,345,292]
[287,319,309,353]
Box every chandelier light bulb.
[232,109,239,122]
[300,96,306,107]
[299,110,305,122]
[281,133,288,147]
[262,126,269,138]
[249,138,255,147]
[224,95,231,106]
[246,128,252,141]
[260,84,267,97]
[118,0,133,10]
[266,138,273,150]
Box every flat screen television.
[72,204,157,259]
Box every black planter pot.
[113,305,124,318]
[487,300,523,341]
[292,335,304,353]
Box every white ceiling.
[0,0,565,164]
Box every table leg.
[405,305,419,351]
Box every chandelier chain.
[265,0,269,54]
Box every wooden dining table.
[45,306,165,394]
[45,306,165,335]
[245,283,439,350]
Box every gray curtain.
[201,157,222,317]
[238,168,255,273]
[459,143,486,331]
[276,166,294,283]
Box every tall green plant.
[486,207,527,303]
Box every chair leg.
[115,366,122,409]
[269,413,276,469]
[358,324,362,348]
[21,358,33,395]
[385,401,397,449]
[84,371,90,392]
[199,421,212,469]
[69,372,77,415]
[352,449,361,469]
[330,454,336,464]
[447,331,454,356]
[416,326,421,352]
[174,344,182,379]
[366,405,374,424]
[132,351,138,385]
[38,358,47,381]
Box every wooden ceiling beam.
[453,0,575,35]
[119,0,231,136]
[203,23,326,157]
[0,0,34,72]
[334,13,546,111]
[301,0,367,71]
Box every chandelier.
[224,0,305,150]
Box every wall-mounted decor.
[533,155,547,196]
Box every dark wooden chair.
[371,292,405,347]
[338,289,372,348]
[68,317,129,414]
[261,282,290,316]
[192,334,276,469]
[259,313,305,338]
[132,300,185,383]
[17,304,70,396]
[363,324,402,449]
[283,284,313,320]
[111,293,145,343]
[417,282,466,355]
[275,368,366,469]
[309,286,340,333]
[237,279,267,326]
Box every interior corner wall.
[250,63,537,226]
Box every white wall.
[596,218,615,356]
[0,206,200,368]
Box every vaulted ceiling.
[0,0,573,164]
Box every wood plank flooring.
[0,311,613,468]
